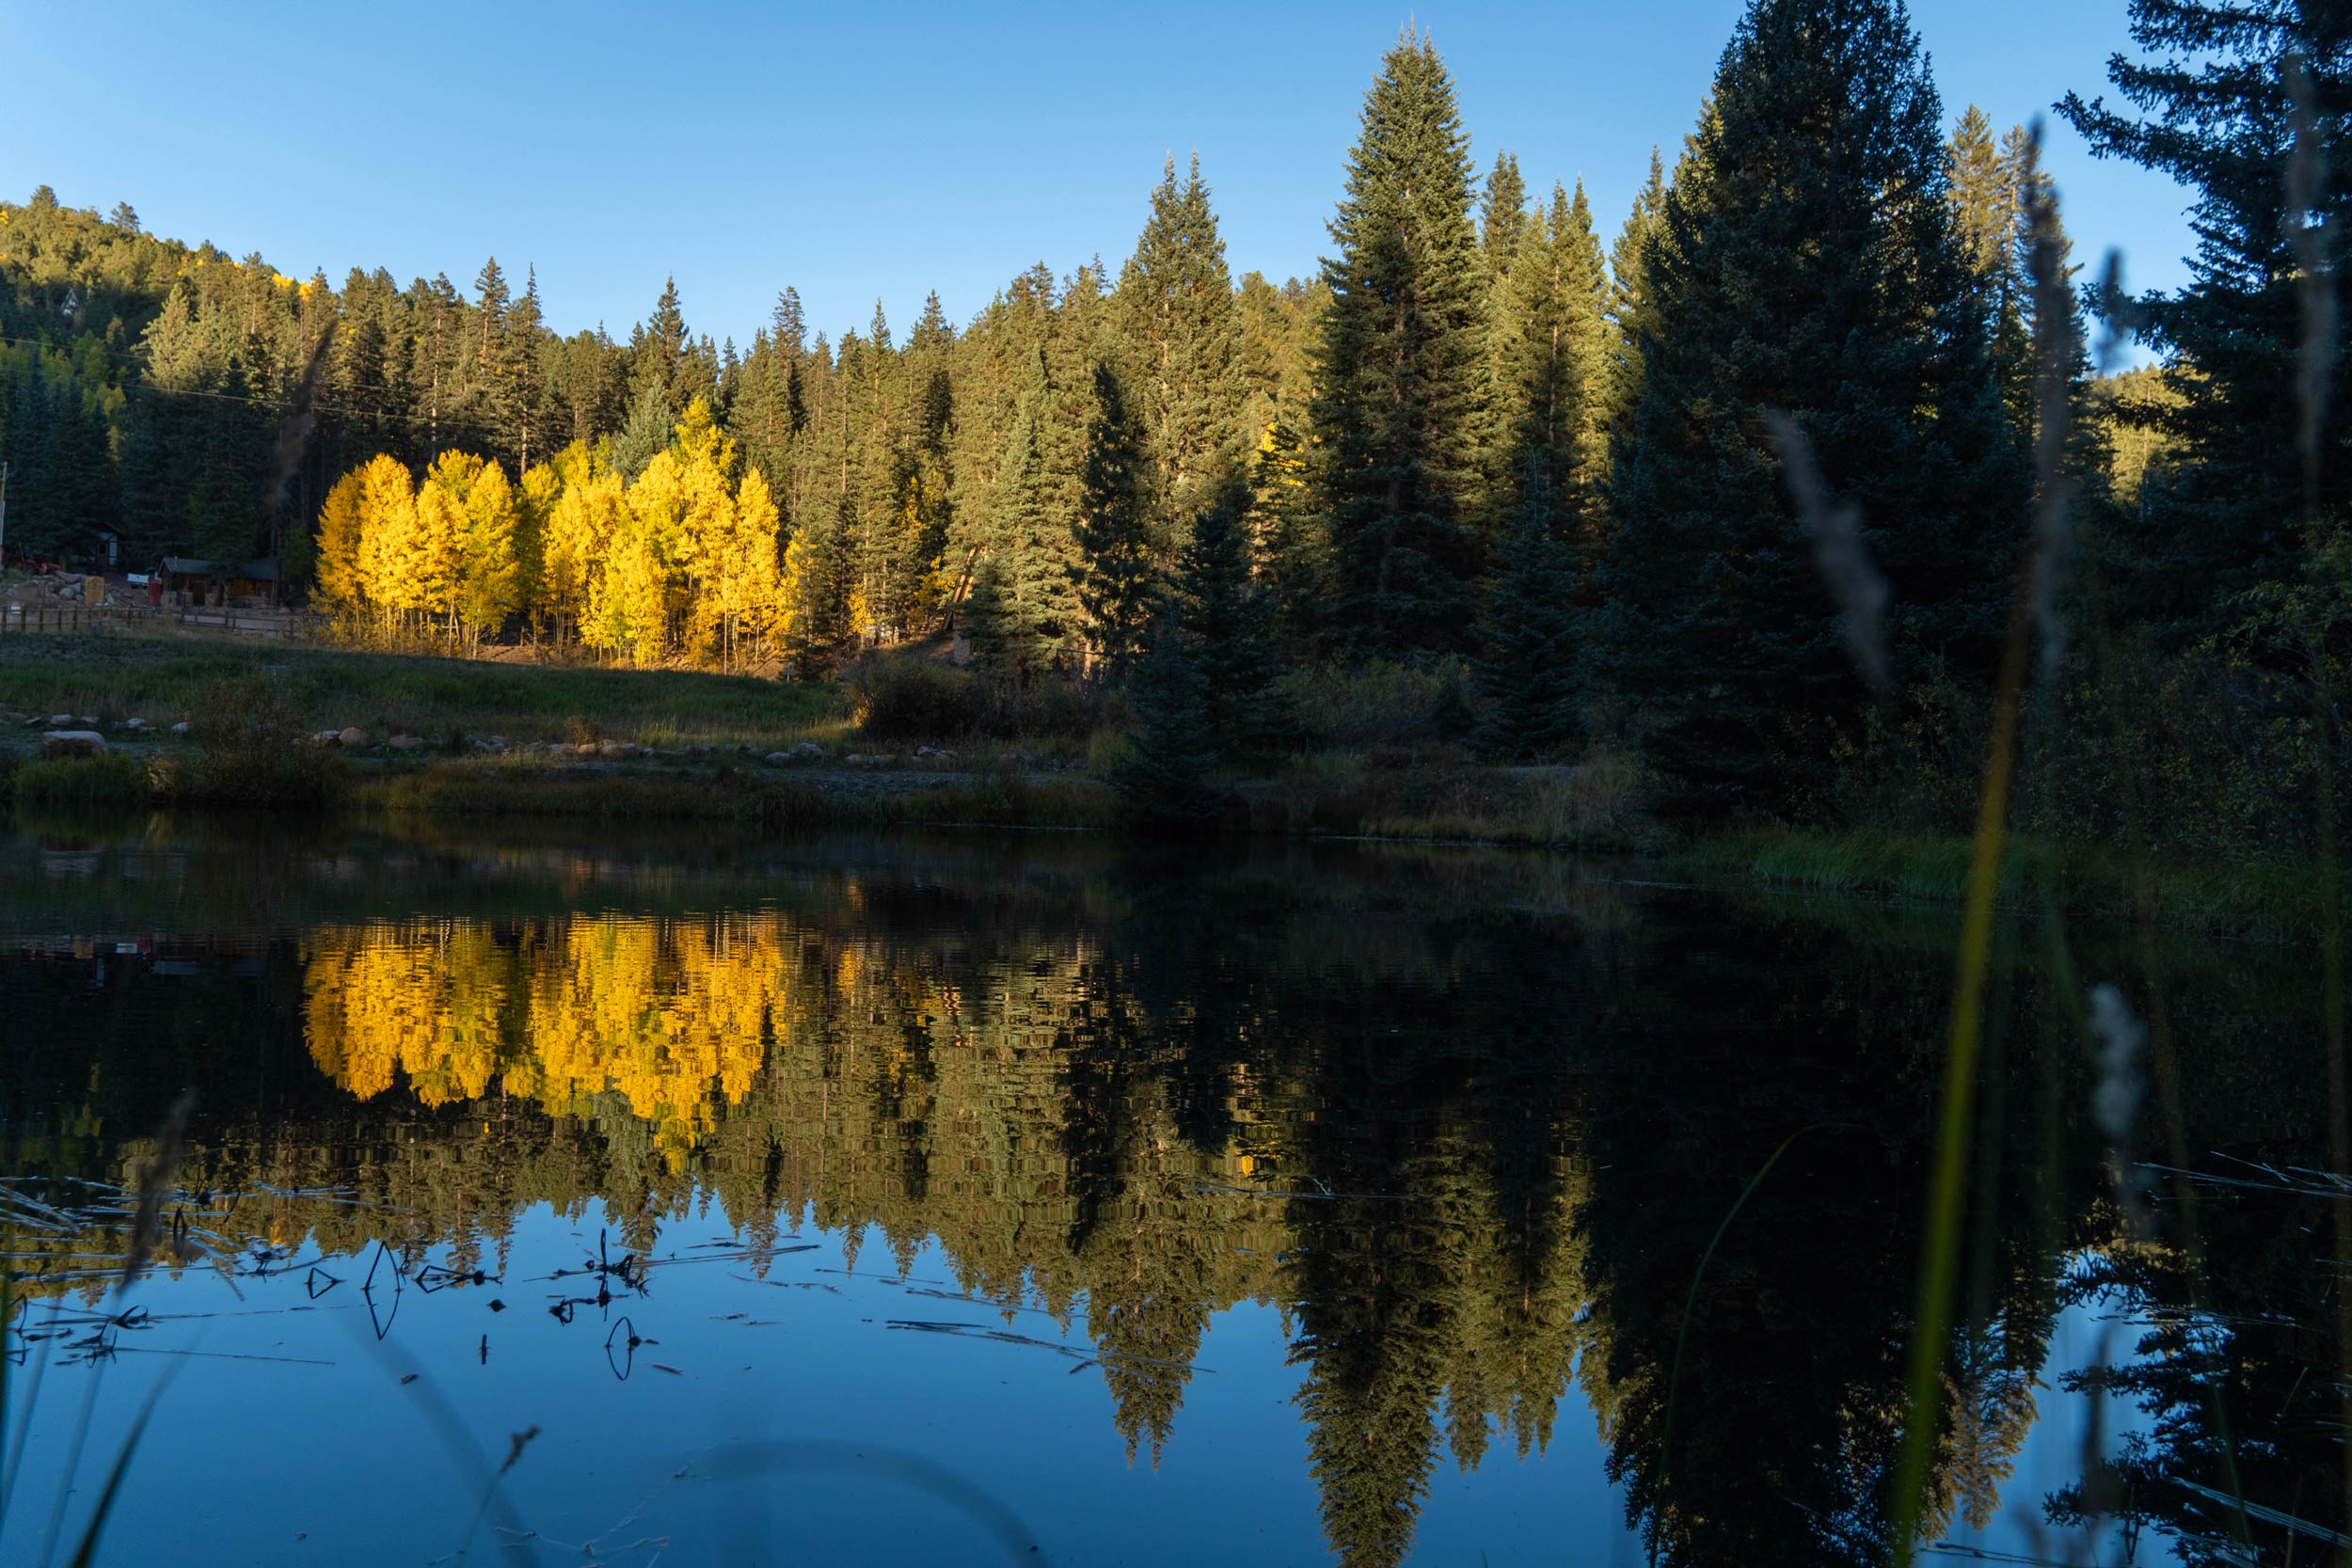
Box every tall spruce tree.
[1470,464,1580,760]
[1602,149,1668,441]
[2058,1,2352,646]
[1073,362,1159,677]
[1502,182,1611,526]
[968,398,1085,676]
[1311,29,1493,657]
[1169,478,1287,760]
[1595,0,2024,799]
[1115,155,1248,534]
[1109,612,1224,826]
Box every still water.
[0,818,2336,1566]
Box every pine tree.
[1595,0,2024,798]
[1944,107,2014,309]
[967,402,1084,676]
[1109,617,1223,826]
[612,381,675,480]
[2059,3,2352,646]
[1478,152,1532,280]
[633,277,690,411]
[508,265,552,472]
[1602,150,1668,440]
[1248,416,1324,646]
[1311,30,1492,657]
[1502,182,1611,527]
[1116,154,1250,534]
[1470,467,1580,761]
[1073,362,1158,676]
[1169,478,1287,760]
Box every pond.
[0,817,2336,1566]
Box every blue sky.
[3,1,2188,349]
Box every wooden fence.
[2,601,304,640]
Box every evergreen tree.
[1109,615,1223,826]
[1311,30,1492,657]
[1168,478,1287,760]
[1501,182,1611,526]
[1248,416,1324,646]
[1073,362,1158,676]
[967,403,1083,675]
[612,381,675,480]
[1478,151,1532,279]
[1470,466,1580,761]
[1944,107,2015,309]
[2056,5,2342,645]
[631,276,690,413]
[1602,149,1668,440]
[1595,0,2024,798]
[1116,155,1249,536]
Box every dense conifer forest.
[0,0,2343,841]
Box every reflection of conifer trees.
[2046,1006,2345,1566]
[1570,916,2084,1566]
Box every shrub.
[850,657,977,740]
[180,674,339,805]
[850,656,1103,743]
[1272,657,1478,750]
[975,674,1100,741]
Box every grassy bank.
[1675,827,2323,939]
[0,631,845,747]
[347,756,1118,830]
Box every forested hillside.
[2,0,2341,832]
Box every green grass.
[1678,826,2328,938]
[0,633,847,747]
[9,753,154,811]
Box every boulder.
[844,753,866,766]
[387,735,427,752]
[47,714,72,727]
[763,751,793,767]
[40,730,107,759]
[311,730,341,746]
[120,717,145,731]
[338,727,367,749]
[168,721,191,736]
[792,741,823,761]
[77,716,97,726]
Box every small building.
[161,556,279,607]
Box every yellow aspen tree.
[538,443,614,643]
[676,448,737,661]
[516,459,562,626]
[585,519,668,664]
[713,467,782,666]
[456,458,522,644]
[670,394,737,476]
[408,462,471,632]
[356,453,420,630]
[313,468,367,616]
[773,516,822,673]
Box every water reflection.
[0,825,2341,1565]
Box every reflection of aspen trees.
[304,915,786,1167]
